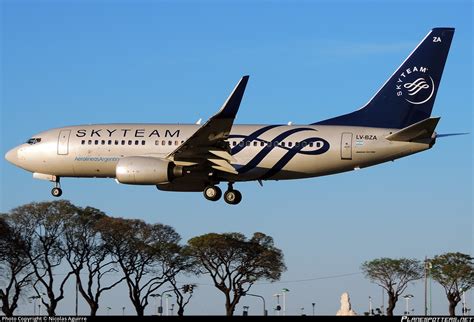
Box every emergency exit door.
[57,130,71,155]
[341,132,353,160]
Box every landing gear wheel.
[51,187,63,197]
[224,189,242,205]
[203,185,222,201]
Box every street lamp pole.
[165,294,171,316]
[30,295,40,315]
[75,278,79,316]
[158,289,174,316]
[369,296,372,315]
[245,293,267,316]
[281,288,289,316]
[312,302,315,316]
[403,294,414,315]
[273,294,281,316]
[150,294,160,315]
[424,258,432,316]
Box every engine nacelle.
[115,156,183,185]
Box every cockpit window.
[26,138,42,144]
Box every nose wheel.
[51,178,62,197]
[51,187,63,197]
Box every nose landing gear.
[51,178,62,197]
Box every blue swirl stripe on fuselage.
[229,127,330,178]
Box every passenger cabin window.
[81,140,85,145]
[26,138,42,145]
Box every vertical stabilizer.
[314,28,454,129]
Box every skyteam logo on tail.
[395,66,435,105]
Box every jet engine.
[115,156,183,185]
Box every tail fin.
[314,28,455,129]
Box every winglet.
[215,75,249,119]
[385,117,440,142]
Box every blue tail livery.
[314,28,455,129]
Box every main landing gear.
[51,178,62,197]
[203,183,242,205]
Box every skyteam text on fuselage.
[5,28,458,205]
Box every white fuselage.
[5,123,433,184]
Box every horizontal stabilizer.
[436,132,469,138]
[385,117,440,142]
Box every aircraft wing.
[166,76,249,175]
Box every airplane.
[5,27,460,205]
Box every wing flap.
[209,150,236,163]
[211,165,238,175]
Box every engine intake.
[115,156,182,185]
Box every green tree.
[160,245,197,316]
[361,258,423,316]
[99,217,182,316]
[0,215,34,316]
[62,207,125,316]
[8,201,78,316]
[186,232,286,316]
[430,252,474,316]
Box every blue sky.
[1,0,472,316]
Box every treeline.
[0,200,286,317]
[361,256,474,316]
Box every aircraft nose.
[5,147,18,165]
